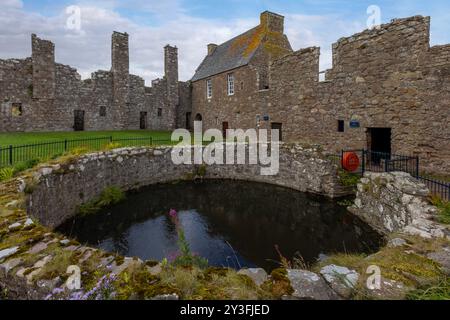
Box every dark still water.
[57,180,382,271]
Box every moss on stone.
[260,268,293,299]
[37,248,78,280]
[197,165,207,177]
[431,197,450,225]
[338,169,360,188]
[23,183,36,195]
[115,255,125,266]
[0,225,46,251]
[314,236,448,291]
[145,260,159,268]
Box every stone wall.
[0,35,189,132]
[191,15,450,175]
[272,16,450,175]
[176,81,192,129]
[349,171,449,239]
[26,144,347,228]
[191,11,292,134]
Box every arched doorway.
[195,113,203,122]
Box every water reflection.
[58,180,382,271]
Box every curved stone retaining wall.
[349,172,449,239]
[26,144,348,228]
[2,146,449,300]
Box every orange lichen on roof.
[229,26,290,59]
[229,26,265,57]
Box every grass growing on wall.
[0,167,15,182]
[431,196,450,225]
[78,186,126,216]
[0,158,41,182]
[338,169,361,188]
[312,235,449,300]
[407,277,450,300]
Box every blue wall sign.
[263,115,270,121]
[350,120,360,128]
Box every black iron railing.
[333,149,449,201]
[0,136,174,167]
[418,176,450,201]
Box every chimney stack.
[260,11,284,33]
[207,43,218,55]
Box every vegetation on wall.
[338,169,361,188]
[0,158,40,182]
[77,186,126,216]
[407,277,450,300]
[0,167,14,182]
[431,196,450,225]
[313,235,449,300]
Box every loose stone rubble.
[237,268,268,287]
[320,265,360,299]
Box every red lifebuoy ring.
[342,152,360,172]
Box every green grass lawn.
[0,130,176,168]
[0,130,173,146]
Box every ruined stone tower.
[32,34,55,100]
[164,45,179,130]
[111,31,130,129]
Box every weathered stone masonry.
[192,14,450,175]
[0,33,191,132]
[1,12,449,175]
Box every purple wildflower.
[169,209,178,218]
[167,251,181,262]
[69,291,84,301]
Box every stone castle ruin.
[0,32,190,132]
[0,11,449,175]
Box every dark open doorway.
[368,128,392,154]
[74,110,85,131]
[140,112,148,130]
[186,112,192,130]
[368,128,392,165]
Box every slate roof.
[191,27,263,82]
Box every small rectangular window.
[338,120,345,132]
[99,106,106,117]
[206,79,212,99]
[227,74,235,96]
[271,123,283,141]
[11,103,23,117]
[158,108,162,117]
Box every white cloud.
[2,0,23,9]
[0,2,366,84]
[285,14,365,71]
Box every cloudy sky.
[1,0,449,84]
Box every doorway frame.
[74,110,85,131]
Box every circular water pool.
[57,180,382,270]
